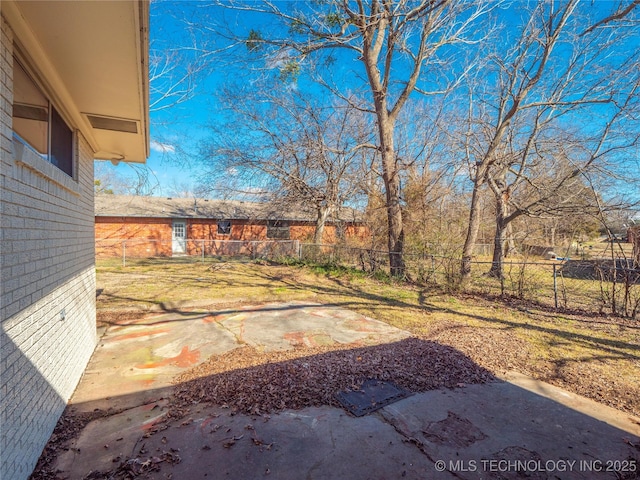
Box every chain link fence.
[298,244,640,319]
[96,238,301,266]
[95,238,640,319]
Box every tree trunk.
[385,175,405,277]
[461,182,483,282]
[379,124,405,277]
[504,222,516,258]
[314,205,331,244]
[488,197,508,279]
[359,16,407,278]
[488,178,510,279]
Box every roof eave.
[3,0,150,164]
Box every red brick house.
[95,195,369,258]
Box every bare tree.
[148,3,226,114]
[94,161,160,196]
[485,141,605,278]
[459,0,640,281]
[200,81,372,243]
[197,0,494,276]
[392,98,467,255]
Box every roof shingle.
[95,195,363,223]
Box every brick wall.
[188,219,266,241]
[0,16,97,480]
[95,216,173,257]
[96,217,370,259]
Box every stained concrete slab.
[55,400,170,476]
[380,376,640,479]
[59,380,640,480]
[72,302,408,411]
[55,302,640,479]
[216,303,410,351]
[72,311,239,411]
[129,405,450,480]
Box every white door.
[172,221,187,255]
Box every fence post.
[553,263,558,309]
[201,239,205,263]
[122,240,126,268]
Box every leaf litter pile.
[171,337,495,416]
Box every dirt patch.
[97,309,150,328]
[426,316,640,417]
[422,411,487,448]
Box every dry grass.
[96,258,640,417]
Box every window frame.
[12,53,76,179]
[266,220,290,240]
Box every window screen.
[50,107,73,176]
[12,56,74,177]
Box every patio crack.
[201,309,251,346]
[212,316,249,346]
[375,410,467,479]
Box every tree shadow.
[94,261,640,418]
[97,263,640,362]
[170,338,496,415]
[30,335,640,480]
[293,272,640,359]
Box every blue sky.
[95,122,201,197]
[96,1,343,196]
[96,0,640,206]
[98,0,320,196]
[95,1,216,196]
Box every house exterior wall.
[188,219,267,242]
[95,216,371,258]
[0,16,97,480]
[95,216,174,257]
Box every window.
[12,56,74,177]
[172,222,186,240]
[267,220,290,240]
[217,220,232,235]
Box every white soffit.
[5,0,150,163]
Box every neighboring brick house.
[95,195,369,258]
[0,3,149,479]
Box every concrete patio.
[49,302,640,479]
